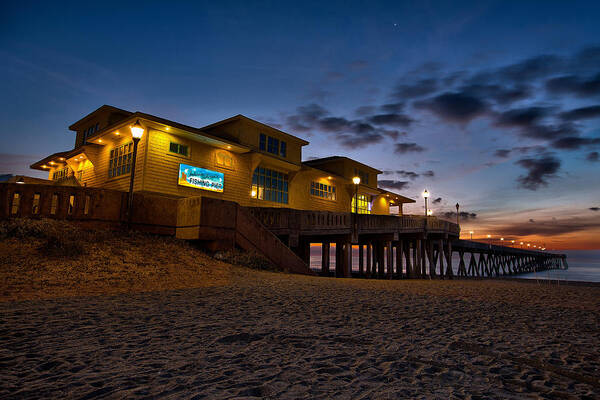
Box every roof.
[303,156,383,174]
[377,188,416,203]
[200,114,310,146]
[68,105,132,130]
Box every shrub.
[213,249,276,271]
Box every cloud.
[498,54,565,82]
[545,73,600,97]
[494,149,511,158]
[432,197,442,204]
[422,170,435,178]
[551,137,600,150]
[394,142,426,154]
[392,79,438,99]
[515,154,561,190]
[560,105,600,121]
[367,113,413,127]
[354,106,376,116]
[529,219,535,223]
[442,211,477,220]
[414,92,489,123]
[458,83,530,104]
[587,151,599,162]
[497,216,600,236]
[495,106,552,128]
[378,180,410,191]
[283,103,401,149]
[380,103,405,113]
[590,207,599,211]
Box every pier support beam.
[321,242,330,276]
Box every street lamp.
[520,241,524,249]
[500,237,504,246]
[127,119,145,228]
[427,209,433,216]
[422,189,429,217]
[455,203,460,226]
[352,176,360,214]
[469,230,473,240]
[487,234,491,247]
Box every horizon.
[1,1,599,250]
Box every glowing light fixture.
[352,177,360,214]
[16,177,25,184]
[130,120,145,139]
[427,209,433,216]
[469,230,474,240]
[352,176,361,185]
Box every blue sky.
[1,1,599,248]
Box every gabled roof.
[377,188,416,204]
[201,114,310,146]
[303,156,383,174]
[68,105,132,131]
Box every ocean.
[309,246,600,283]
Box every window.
[354,168,369,185]
[310,181,336,200]
[259,134,266,151]
[108,142,133,178]
[280,141,287,157]
[50,194,59,215]
[84,195,91,215]
[11,193,20,215]
[169,142,189,157]
[53,167,70,181]
[259,133,286,158]
[251,167,288,204]
[68,195,75,215]
[216,151,234,168]
[32,193,41,214]
[351,194,371,214]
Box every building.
[30,105,414,214]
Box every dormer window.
[83,122,100,144]
[259,133,287,158]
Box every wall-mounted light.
[251,189,257,198]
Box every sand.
[2,267,600,399]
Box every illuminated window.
[259,133,286,158]
[53,167,70,181]
[310,181,336,200]
[169,142,189,157]
[351,194,371,214]
[251,167,288,204]
[32,193,41,214]
[216,151,234,168]
[68,195,75,215]
[11,193,20,215]
[50,194,58,215]
[108,142,133,178]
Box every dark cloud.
[560,105,600,121]
[422,170,435,178]
[494,149,511,158]
[367,113,413,127]
[442,211,477,220]
[545,73,600,97]
[284,103,401,149]
[551,137,600,150]
[378,180,410,191]
[497,217,600,236]
[587,151,599,162]
[499,54,565,82]
[458,83,530,105]
[382,169,434,180]
[414,92,489,123]
[590,207,599,211]
[354,106,376,116]
[380,103,405,113]
[495,106,552,128]
[529,219,535,223]
[393,78,438,99]
[432,197,442,204]
[394,142,426,154]
[515,154,561,190]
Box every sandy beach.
[2,264,600,399]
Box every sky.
[1,0,599,249]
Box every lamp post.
[427,209,433,216]
[469,230,473,240]
[455,202,460,226]
[422,189,429,217]
[352,176,360,214]
[520,241,524,249]
[127,120,145,229]
[487,234,491,248]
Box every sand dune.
[2,269,599,399]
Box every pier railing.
[246,207,460,237]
